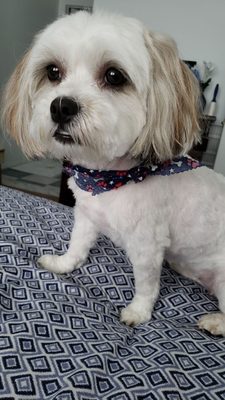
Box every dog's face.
[2,12,200,167]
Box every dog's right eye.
[46,64,62,82]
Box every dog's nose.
[50,97,80,124]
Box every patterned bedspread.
[0,185,225,400]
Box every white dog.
[2,11,225,336]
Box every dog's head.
[2,11,200,167]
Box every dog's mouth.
[53,128,75,145]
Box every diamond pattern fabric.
[0,186,225,399]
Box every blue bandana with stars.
[64,156,202,196]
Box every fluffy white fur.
[2,11,225,335]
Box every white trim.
[58,0,93,16]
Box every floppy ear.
[131,30,200,163]
[1,50,43,158]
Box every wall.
[94,0,225,123]
[94,0,225,174]
[0,0,58,168]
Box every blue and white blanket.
[0,185,224,400]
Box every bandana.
[64,156,202,196]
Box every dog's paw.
[120,303,151,327]
[198,313,225,336]
[38,254,77,274]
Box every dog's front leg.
[38,207,97,274]
[120,246,163,326]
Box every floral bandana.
[64,156,202,196]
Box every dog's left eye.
[104,68,127,87]
[46,64,62,82]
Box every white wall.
[0,0,58,168]
[94,0,225,173]
[94,0,225,123]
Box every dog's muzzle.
[50,96,80,144]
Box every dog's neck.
[103,157,139,171]
[70,154,138,171]
[64,156,202,196]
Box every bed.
[0,185,225,400]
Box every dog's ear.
[131,30,200,163]
[1,50,43,158]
